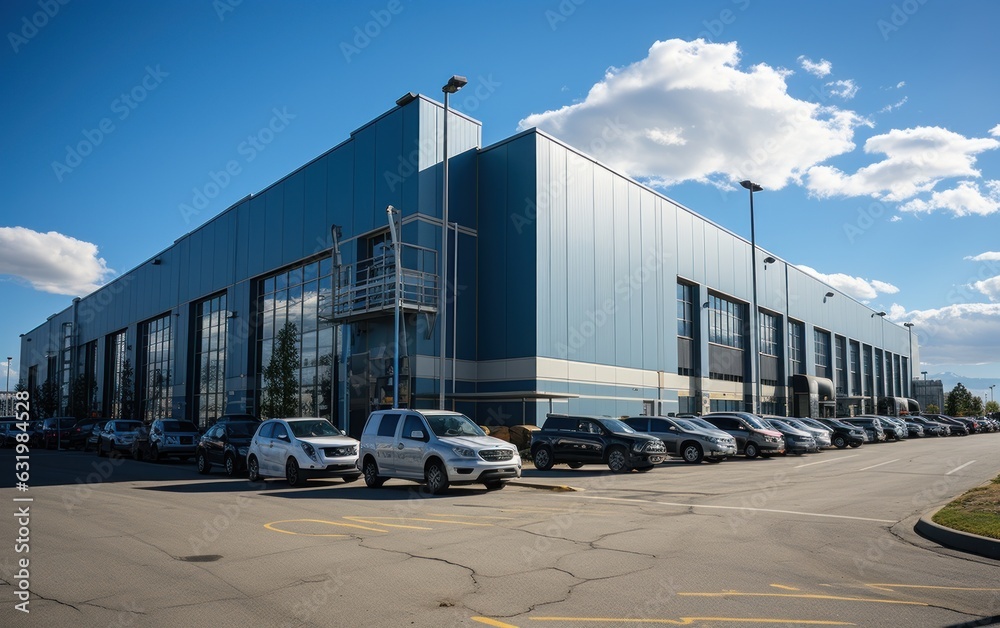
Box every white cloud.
[806,126,1000,201]
[896,81,906,89]
[518,39,867,190]
[890,303,1000,365]
[972,276,1000,301]
[965,251,1000,262]
[798,55,832,77]
[826,79,859,99]
[798,265,899,301]
[878,96,907,114]
[991,124,1000,137]
[899,180,1000,216]
[0,227,114,296]
[889,215,902,222]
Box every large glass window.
[894,354,902,397]
[193,293,227,429]
[835,336,847,396]
[105,330,128,418]
[759,311,779,357]
[850,340,861,396]
[788,320,805,375]
[874,348,884,397]
[863,345,873,397]
[139,314,173,421]
[677,283,694,338]
[707,294,745,349]
[814,329,831,379]
[257,257,336,419]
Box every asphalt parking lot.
[2,433,999,627]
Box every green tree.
[261,322,300,419]
[985,400,999,414]
[970,396,984,416]
[926,403,940,414]
[945,382,974,416]
[35,379,60,419]
[68,374,97,419]
[120,357,135,419]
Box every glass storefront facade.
[139,314,173,421]
[193,293,227,428]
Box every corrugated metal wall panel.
[505,136,536,358]
[303,159,327,257]
[613,176,631,367]
[640,189,659,371]
[535,139,551,355]
[247,195,266,277]
[263,187,284,271]
[326,146,355,258]
[476,144,507,361]
[548,143,568,357]
[566,151,595,363]
[627,184,642,367]
[282,172,305,267]
[373,108,403,221]
[593,166,615,365]
[352,125,376,234]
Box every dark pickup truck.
[530,414,667,473]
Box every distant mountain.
[927,372,997,399]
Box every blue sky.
[2,0,999,398]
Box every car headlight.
[452,447,476,458]
[706,436,721,444]
[237,446,248,457]
[166,436,178,445]
[300,441,318,461]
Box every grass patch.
[932,475,1000,540]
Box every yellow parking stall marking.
[427,512,518,520]
[769,584,800,591]
[677,592,926,606]
[342,517,433,530]
[360,516,493,527]
[472,617,520,627]
[533,619,853,625]
[264,518,387,536]
[865,583,1000,592]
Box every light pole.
[440,75,467,410]
[386,206,401,409]
[740,180,763,414]
[5,357,11,416]
[921,370,927,380]
[903,322,914,397]
[989,384,995,405]
[871,311,885,409]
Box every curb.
[507,481,580,492]
[914,505,1000,561]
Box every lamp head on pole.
[442,75,468,94]
[903,322,914,328]
[740,180,763,193]
[872,311,886,318]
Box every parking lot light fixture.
[740,180,763,415]
[440,75,467,410]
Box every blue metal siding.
[593,167,615,365]
[565,151,595,363]
[504,135,537,358]
[613,177,631,366]
[352,124,376,234]
[281,171,305,267]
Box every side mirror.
[410,430,425,440]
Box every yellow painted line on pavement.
[529,617,854,625]
[677,592,926,606]
[472,617,520,627]
[865,583,1000,592]
[264,518,387,535]
[342,517,433,530]
[379,516,493,527]
[769,584,800,591]
[427,512,518,520]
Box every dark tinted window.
[649,419,670,432]
[206,426,223,439]
[162,421,198,432]
[257,422,275,439]
[625,418,649,431]
[271,423,289,441]
[226,423,255,438]
[377,414,401,437]
[401,416,425,439]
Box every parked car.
[26,420,44,447]
[623,415,736,463]
[781,418,832,448]
[700,412,785,458]
[81,420,109,451]
[68,418,106,450]
[41,417,77,449]
[213,413,261,427]
[141,418,200,461]
[897,417,925,438]
[196,421,257,476]
[248,417,361,487]
[96,420,144,457]
[0,420,19,447]
[763,418,818,454]
[841,417,887,443]
[923,414,970,436]
[910,415,949,437]
[861,415,905,441]
[360,410,521,493]
[529,414,665,473]
[814,418,866,448]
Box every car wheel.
[425,460,449,495]
[197,452,211,474]
[363,458,384,488]
[285,458,304,487]
[96,439,105,457]
[567,462,584,469]
[744,442,760,458]
[833,435,847,449]
[607,446,630,473]
[148,445,159,463]
[342,474,361,483]
[484,480,506,490]
[532,446,554,471]
[247,455,261,482]
[849,442,862,448]
[681,442,704,464]
[224,454,237,477]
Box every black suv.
[530,414,666,473]
[196,421,257,476]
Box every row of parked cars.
[3,409,995,493]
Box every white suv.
[247,417,360,487]
[359,409,521,494]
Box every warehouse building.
[19,93,916,435]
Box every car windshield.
[226,422,256,438]
[288,420,343,438]
[766,419,789,431]
[686,418,715,431]
[162,421,198,432]
[673,419,699,431]
[118,421,143,431]
[425,414,485,437]
[744,415,770,430]
[597,418,636,434]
